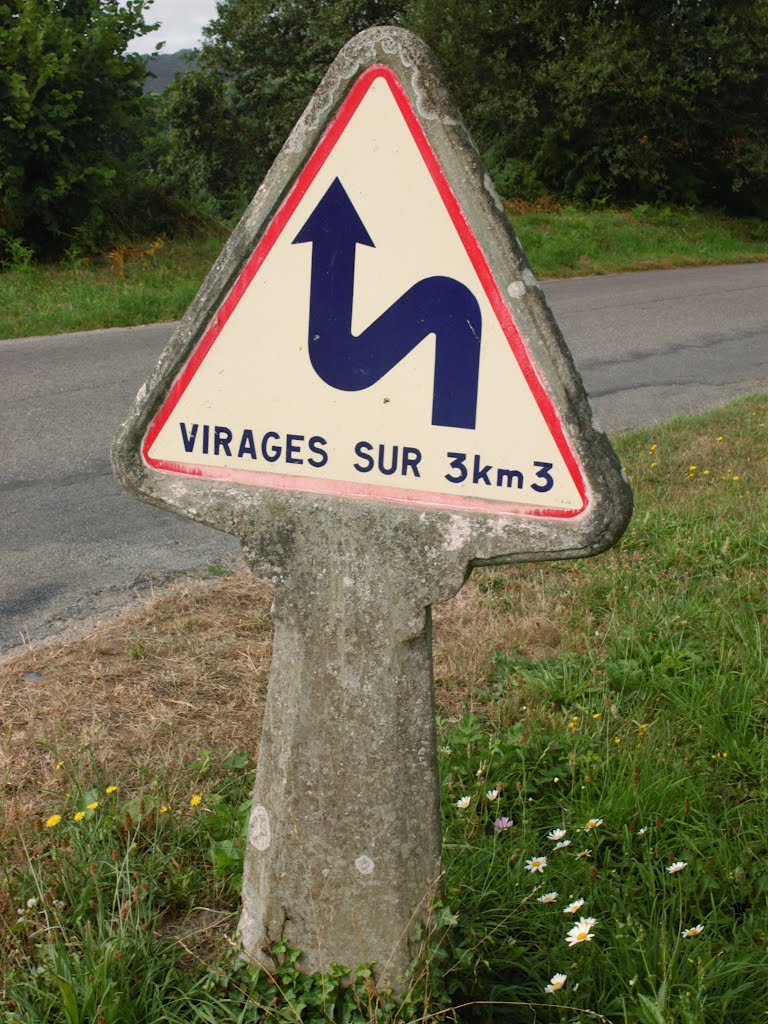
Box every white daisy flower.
[547,828,567,841]
[667,861,688,874]
[582,818,604,830]
[563,899,585,914]
[544,972,567,994]
[638,826,648,835]
[566,917,597,946]
[554,839,571,850]
[682,924,704,938]
[537,891,558,903]
[524,855,548,873]
[455,795,471,809]
[486,788,499,800]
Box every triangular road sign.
[115,28,631,555]
[143,64,586,518]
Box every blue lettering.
[285,434,304,465]
[307,435,328,468]
[353,441,374,473]
[238,429,257,459]
[402,447,422,478]
[496,467,524,488]
[531,461,554,493]
[180,422,198,453]
[445,452,467,484]
[472,455,492,486]
[214,425,233,456]
[261,431,281,463]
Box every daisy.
[575,849,591,859]
[682,924,704,938]
[563,899,585,914]
[547,828,566,841]
[544,972,567,994]
[566,917,597,946]
[554,840,571,850]
[537,891,558,903]
[582,818,603,830]
[524,855,548,873]
[486,788,499,801]
[667,861,688,874]
[455,795,471,809]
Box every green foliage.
[0,0,191,260]
[163,0,409,219]
[166,0,768,216]
[411,0,768,212]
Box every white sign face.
[144,66,587,517]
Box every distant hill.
[143,50,198,94]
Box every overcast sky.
[131,0,219,54]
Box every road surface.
[1,262,765,654]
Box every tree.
[165,0,408,219]
[0,0,162,259]
[409,0,768,211]
[170,0,768,215]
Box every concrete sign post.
[113,27,632,988]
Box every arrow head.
[293,178,375,249]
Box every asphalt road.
[1,262,766,655]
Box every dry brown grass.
[0,564,578,832]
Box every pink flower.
[494,817,513,832]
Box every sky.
[130,0,220,54]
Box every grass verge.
[1,206,766,339]
[511,202,768,279]
[0,394,766,1021]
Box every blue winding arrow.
[292,178,482,430]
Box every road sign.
[113,27,632,989]
[143,64,585,517]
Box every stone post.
[238,521,447,985]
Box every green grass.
[512,203,768,279]
[0,206,765,339]
[0,234,227,340]
[1,395,767,1022]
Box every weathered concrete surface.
[239,512,444,983]
[112,27,631,987]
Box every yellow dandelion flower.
[86,801,99,811]
[649,444,657,451]
[190,795,203,807]
[614,736,621,744]
[732,475,740,481]
[716,436,723,442]
[650,461,657,468]
[160,806,169,814]
[105,785,117,794]
[703,469,710,475]
[55,761,64,771]
[74,811,85,822]
[689,465,696,471]
[45,814,62,828]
